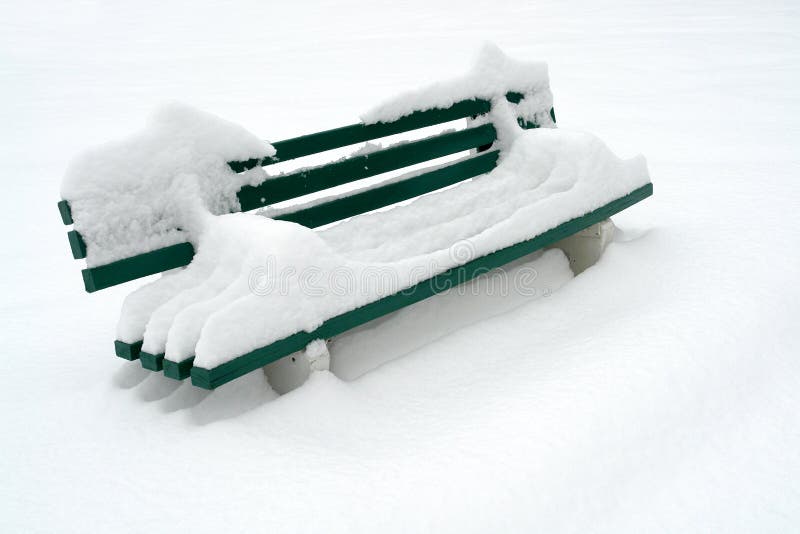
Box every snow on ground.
[1,0,799,532]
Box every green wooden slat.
[163,357,195,380]
[80,241,195,293]
[228,99,492,172]
[228,93,546,172]
[191,182,653,390]
[139,351,164,371]
[277,150,500,228]
[67,230,87,259]
[58,200,73,225]
[237,123,497,211]
[115,339,142,361]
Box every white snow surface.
[60,102,273,267]
[120,127,648,368]
[3,1,800,533]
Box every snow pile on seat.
[61,103,274,267]
[118,126,649,370]
[322,128,647,263]
[362,42,554,129]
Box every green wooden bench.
[59,91,652,390]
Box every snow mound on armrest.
[361,43,553,128]
[60,102,273,267]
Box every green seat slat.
[81,241,195,293]
[237,123,497,211]
[191,182,653,390]
[115,340,143,361]
[139,351,164,371]
[506,91,525,104]
[277,150,500,228]
[163,357,195,380]
[228,99,492,172]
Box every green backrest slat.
[237,123,496,211]
[81,242,195,293]
[58,200,73,225]
[277,150,499,228]
[67,230,87,259]
[229,98,492,172]
[191,182,654,389]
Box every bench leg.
[547,219,615,275]
[263,339,330,394]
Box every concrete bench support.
[549,219,615,275]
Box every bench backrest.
[58,92,555,292]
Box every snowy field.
[2,0,799,532]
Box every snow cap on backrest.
[361,42,553,126]
[60,102,273,267]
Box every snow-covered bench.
[58,47,652,390]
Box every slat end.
[115,340,143,361]
[140,352,164,371]
[67,230,87,259]
[58,200,73,225]
[164,357,194,380]
[190,367,214,390]
[81,269,97,293]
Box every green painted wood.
[58,200,73,225]
[190,182,653,390]
[228,99,493,172]
[67,230,87,259]
[227,92,544,172]
[237,123,497,211]
[115,339,142,361]
[139,351,164,371]
[277,150,500,228]
[81,241,195,293]
[163,357,194,380]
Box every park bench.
[58,88,652,390]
